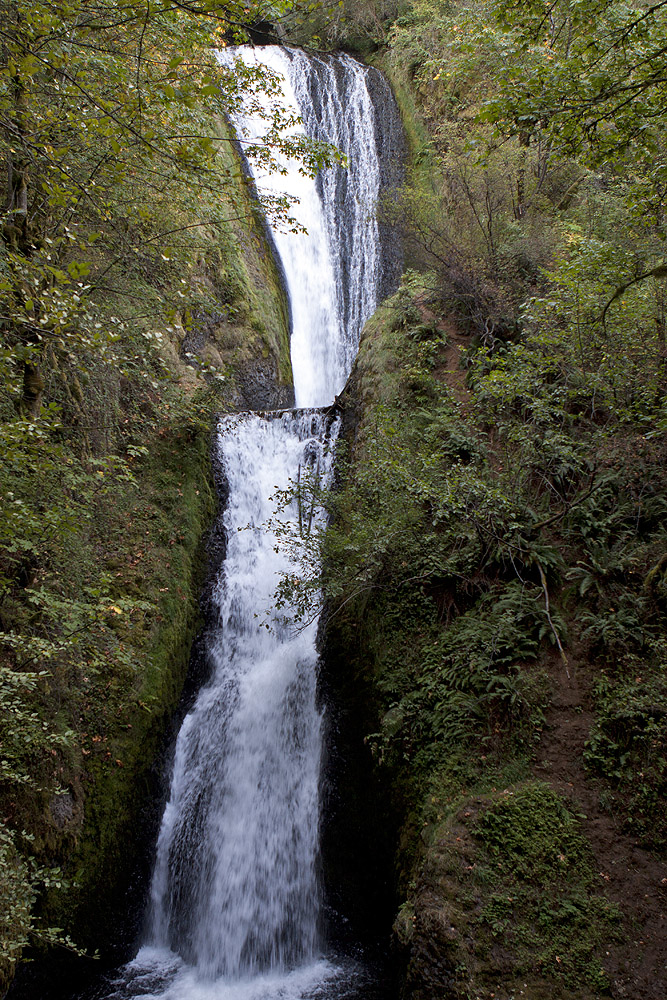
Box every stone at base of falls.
[393,893,461,1000]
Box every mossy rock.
[399,783,621,1000]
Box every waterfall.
[97,46,402,1000]
[148,410,336,980]
[220,46,403,408]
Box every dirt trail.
[417,302,472,408]
[535,653,667,999]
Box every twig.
[600,263,667,333]
[537,563,569,677]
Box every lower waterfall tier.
[147,411,338,980]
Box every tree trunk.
[20,361,45,419]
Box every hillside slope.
[314,2,667,997]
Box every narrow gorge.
[4,5,667,1000]
[71,47,402,1000]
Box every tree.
[455,1,667,222]
[0,0,335,415]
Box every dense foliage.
[311,0,667,819]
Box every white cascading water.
[99,46,402,1000]
[221,46,394,407]
[148,410,336,981]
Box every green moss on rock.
[1,111,294,992]
[401,784,621,1000]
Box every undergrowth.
[321,264,666,995]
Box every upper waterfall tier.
[219,46,404,408]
